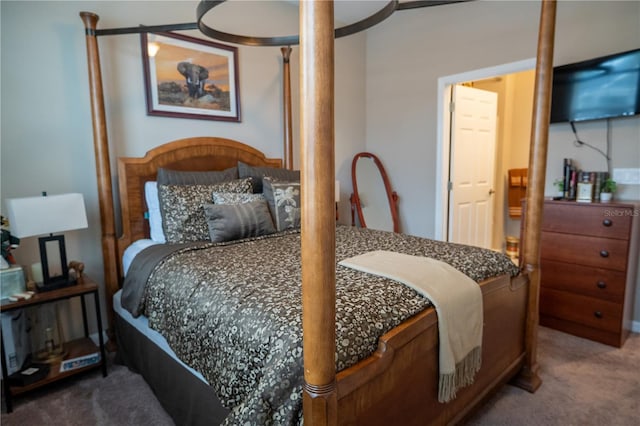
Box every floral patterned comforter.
[121,225,519,425]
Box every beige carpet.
[465,327,640,426]
[1,353,174,426]
[2,326,639,425]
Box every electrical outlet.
[612,168,640,185]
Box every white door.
[447,85,498,249]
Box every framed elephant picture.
[141,32,240,122]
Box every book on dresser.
[538,200,639,347]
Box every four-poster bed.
[80,0,556,424]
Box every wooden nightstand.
[0,275,108,412]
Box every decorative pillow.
[158,178,253,243]
[144,181,166,243]
[203,200,276,243]
[212,192,266,205]
[238,161,300,193]
[262,177,301,231]
[157,166,238,185]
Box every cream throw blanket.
[339,250,483,403]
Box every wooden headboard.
[116,136,282,274]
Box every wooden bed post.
[80,12,120,349]
[514,0,556,392]
[281,46,294,170]
[300,1,337,425]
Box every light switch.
[612,168,640,185]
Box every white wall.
[0,0,366,337]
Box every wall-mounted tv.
[550,48,640,123]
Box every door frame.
[434,58,535,241]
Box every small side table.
[1,276,107,413]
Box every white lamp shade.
[5,193,88,238]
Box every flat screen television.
[550,48,640,123]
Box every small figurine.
[1,215,20,269]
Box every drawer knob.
[600,250,609,258]
[594,311,603,319]
[597,281,607,289]
[602,219,613,227]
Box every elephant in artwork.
[177,62,209,99]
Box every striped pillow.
[203,200,276,242]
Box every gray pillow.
[238,161,300,193]
[158,178,253,243]
[203,200,276,242]
[212,192,265,205]
[262,177,301,231]
[157,167,238,185]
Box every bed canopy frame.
[80,0,555,423]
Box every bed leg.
[105,327,118,352]
[511,361,542,393]
[303,383,338,426]
[512,268,542,393]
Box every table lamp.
[5,192,88,292]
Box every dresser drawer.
[540,259,626,303]
[540,288,622,334]
[540,232,629,271]
[542,202,632,240]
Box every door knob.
[489,189,495,195]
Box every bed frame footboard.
[336,273,528,425]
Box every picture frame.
[141,32,241,122]
[576,182,594,203]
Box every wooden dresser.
[539,200,639,347]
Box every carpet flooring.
[1,326,638,425]
[465,326,640,426]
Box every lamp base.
[36,277,77,293]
